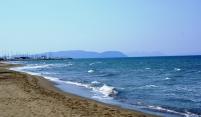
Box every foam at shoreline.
[10,66,119,99]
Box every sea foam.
[165,77,171,80]
[88,69,94,73]
[89,62,102,66]
[16,64,50,70]
[99,84,118,97]
[43,75,118,98]
[174,68,181,71]
[145,85,158,88]
[147,105,199,117]
[91,81,100,84]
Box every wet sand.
[0,62,157,117]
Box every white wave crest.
[63,81,91,89]
[89,63,95,66]
[174,68,181,71]
[147,105,199,117]
[65,63,73,66]
[62,81,118,97]
[44,76,61,82]
[88,69,94,73]
[17,64,50,70]
[98,84,118,97]
[10,67,43,76]
[145,85,158,88]
[91,81,100,84]
[165,77,171,80]
[89,62,102,66]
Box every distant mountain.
[34,50,127,58]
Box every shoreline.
[0,62,157,117]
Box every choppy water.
[10,56,201,117]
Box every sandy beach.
[0,62,157,117]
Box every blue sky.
[0,0,200,56]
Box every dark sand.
[0,62,157,117]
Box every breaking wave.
[88,69,95,73]
[17,64,50,70]
[146,105,200,117]
[174,68,181,71]
[89,62,102,66]
[98,84,118,97]
[37,75,118,98]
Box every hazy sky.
[0,0,201,56]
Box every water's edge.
[5,63,158,117]
[8,61,196,117]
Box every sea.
[10,56,201,117]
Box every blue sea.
[10,56,201,117]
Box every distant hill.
[34,50,127,58]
